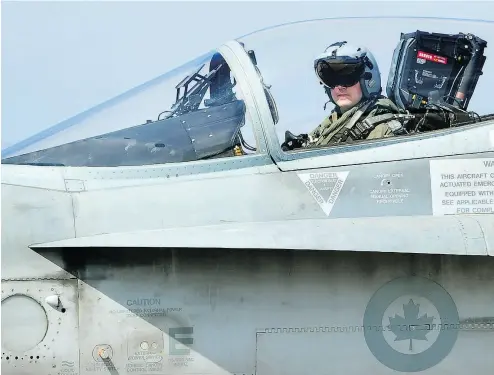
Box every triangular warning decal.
[298,171,349,216]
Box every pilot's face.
[330,82,363,111]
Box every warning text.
[435,161,494,214]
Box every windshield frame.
[231,16,494,169]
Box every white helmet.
[314,41,382,104]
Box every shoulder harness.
[330,97,414,143]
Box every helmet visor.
[315,59,365,88]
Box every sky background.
[2,0,493,151]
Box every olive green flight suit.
[308,96,405,146]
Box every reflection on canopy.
[2,50,255,167]
[237,17,494,143]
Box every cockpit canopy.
[2,50,260,166]
[2,17,493,167]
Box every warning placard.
[297,171,349,216]
[417,50,448,64]
[430,158,494,215]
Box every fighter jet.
[2,16,494,375]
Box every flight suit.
[308,96,405,146]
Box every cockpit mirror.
[248,50,257,66]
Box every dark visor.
[315,60,365,88]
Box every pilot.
[306,41,408,146]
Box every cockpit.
[2,17,493,167]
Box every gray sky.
[2,1,493,150]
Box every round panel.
[1,294,49,352]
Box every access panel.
[1,279,79,375]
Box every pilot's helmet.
[314,41,382,103]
